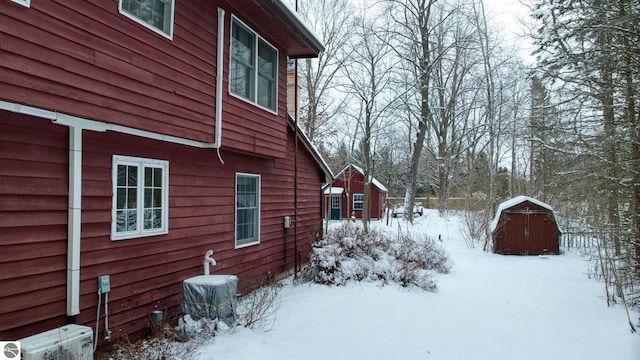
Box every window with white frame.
[119,0,175,39]
[10,0,30,7]
[230,17,278,112]
[331,196,341,209]
[112,155,169,240]
[353,193,364,210]
[236,173,260,248]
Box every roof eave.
[264,0,325,58]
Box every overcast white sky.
[484,0,536,61]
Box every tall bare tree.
[342,9,396,232]
[386,0,439,222]
[297,0,352,149]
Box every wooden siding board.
[0,255,67,281]
[0,225,66,245]
[0,301,67,335]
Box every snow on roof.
[275,0,325,56]
[334,164,388,193]
[490,196,554,232]
[323,186,344,195]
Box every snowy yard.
[194,210,639,359]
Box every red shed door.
[505,208,551,255]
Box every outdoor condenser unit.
[20,324,93,360]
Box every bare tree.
[342,9,396,232]
[386,0,440,223]
[297,0,353,149]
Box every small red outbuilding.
[323,164,388,220]
[490,196,561,255]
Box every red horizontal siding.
[0,113,69,337]
[0,115,325,341]
[0,0,290,157]
[0,0,325,343]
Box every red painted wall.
[492,201,560,255]
[0,0,326,344]
[331,167,386,220]
[0,0,293,158]
[0,110,325,342]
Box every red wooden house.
[324,164,388,220]
[0,0,331,345]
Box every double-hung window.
[230,17,278,112]
[119,0,175,39]
[353,193,364,211]
[112,155,169,240]
[236,173,260,248]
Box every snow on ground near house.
[197,210,640,359]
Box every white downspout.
[215,7,225,163]
[67,126,82,316]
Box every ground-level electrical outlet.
[98,275,111,293]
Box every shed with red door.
[490,196,561,255]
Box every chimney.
[286,59,301,120]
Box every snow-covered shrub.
[302,223,451,290]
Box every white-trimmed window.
[119,0,175,39]
[112,155,169,240]
[331,196,341,209]
[353,193,364,211]
[236,173,260,248]
[230,17,278,112]
[10,0,30,7]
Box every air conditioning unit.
[20,324,93,360]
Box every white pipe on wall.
[215,7,225,163]
[67,126,82,316]
[216,7,225,147]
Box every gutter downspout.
[292,2,298,278]
[215,7,225,163]
[67,126,83,316]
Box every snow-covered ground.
[195,210,639,359]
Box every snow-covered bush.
[302,223,451,290]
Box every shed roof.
[323,186,344,195]
[490,196,554,232]
[334,164,388,193]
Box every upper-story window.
[119,0,175,39]
[230,17,278,113]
